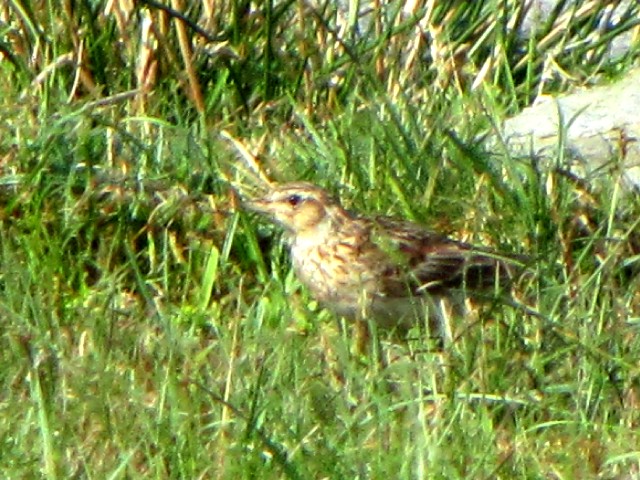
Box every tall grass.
[1,0,639,477]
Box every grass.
[1,0,640,478]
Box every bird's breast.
[289,235,381,305]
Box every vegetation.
[1,0,639,477]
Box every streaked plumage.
[246,182,524,336]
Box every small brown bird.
[246,182,525,339]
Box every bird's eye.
[287,194,302,207]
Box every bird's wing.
[371,216,523,295]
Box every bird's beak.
[243,197,271,214]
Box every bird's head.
[245,182,341,235]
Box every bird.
[245,182,526,340]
